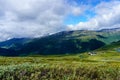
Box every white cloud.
[68,1,120,30]
[0,0,84,41]
[71,6,87,16]
[1,0,119,41]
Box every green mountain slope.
[0,28,119,56]
[0,48,17,56]
[58,28,120,44]
[19,28,120,55]
[20,38,105,55]
[97,40,120,51]
[0,38,32,50]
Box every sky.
[0,0,120,41]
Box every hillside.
[0,38,32,50]
[0,48,17,56]
[0,28,119,56]
[97,40,120,52]
[18,28,120,55]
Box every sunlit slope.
[0,28,119,56]
[97,40,120,51]
[19,28,120,55]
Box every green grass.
[0,51,120,80]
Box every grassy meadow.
[0,51,120,80]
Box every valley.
[0,28,120,80]
[0,0,120,79]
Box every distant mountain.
[0,48,17,56]
[18,28,120,55]
[97,28,120,32]
[97,40,120,51]
[96,28,120,44]
[0,38,32,50]
[0,28,120,56]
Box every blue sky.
[65,0,111,25]
[66,0,120,30]
[0,0,120,41]
[64,10,96,25]
[68,0,111,5]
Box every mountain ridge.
[0,28,120,56]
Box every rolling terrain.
[0,28,120,56]
[0,43,120,80]
[0,28,119,80]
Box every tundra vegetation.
[0,29,120,80]
[0,51,120,80]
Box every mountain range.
[0,28,120,56]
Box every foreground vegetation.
[0,51,120,80]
